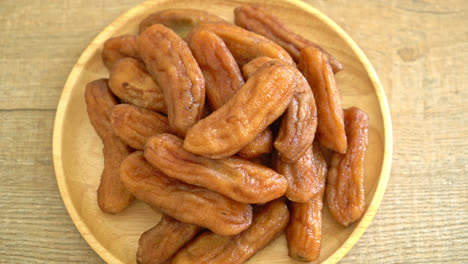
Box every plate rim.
[52,0,393,263]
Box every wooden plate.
[53,0,392,263]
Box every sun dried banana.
[120,152,252,235]
[171,199,290,264]
[243,56,317,162]
[326,107,369,226]
[84,79,134,213]
[144,134,286,204]
[286,142,327,261]
[110,104,172,150]
[184,61,297,158]
[234,4,343,73]
[189,23,294,66]
[299,46,347,154]
[187,29,245,111]
[187,29,273,159]
[108,58,166,113]
[136,215,201,264]
[137,24,205,137]
[275,146,316,202]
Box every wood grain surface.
[0,0,466,263]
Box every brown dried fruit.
[326,107,369,227]
[274,142,326,202]
[287,196,323,261]
[312,141,328,196]
[299,46,347,154]
[243,57,317,162]
[274,72,317,162]
[108,58,166,113]
[102,35,140,70]
[120,152,252,235]
[137,24,205,137]
[171,199,290,264]
[234,4,343,73]
[187,29,245,111]
[136,215,201,264]
[286,142,327,261]
[274,145,315,203]
[187,30,273,159]
[139,8,226,38]
[189,23,294,66]
[144,134,287,204]
[84,79,134,213]
[183,61,297,159]
[110,104,172,150]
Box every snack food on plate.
[275,145,317,202]
[234,4,343,73]
[137,24,205,137]
[187,29,273,159]
[189,23,294,66]
[299,46,347,154]
[109,58,166,113]
[286,142,327,261]
[83,4,370,262]
[171,199,290,264]
[243,56,317,162]
[326,107,369,226]
[84,79,134,213]
[120,152,253,236]
[136,215,201,264]
[183,61,297,158]
[110,104,172,150]
[144,133,287,204]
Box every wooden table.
[1,0,467,263]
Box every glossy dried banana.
[189,23,294,66]
[144,134,287,204]
[243,57,317,162]
[137,24,205,137]
[184,61,297,158]
[187,29,272,159]
[299,46,347,153]
[187,29,245,111]
[139,8,226,38]
[171,199,290,264]
[311,142,328,196]
[109,58,166,113]
[234,4,343,73]
[287,196,323,261]
[274,73,317,162]
[137,215,201,264]
[274,146,316,202]
[110,104,172,150]
[120,152,252,235]
[286,142,327,261]
[84,79,134,213]
[102,35,140,70]
[326,107,369,226]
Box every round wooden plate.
[53,0,392,263]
